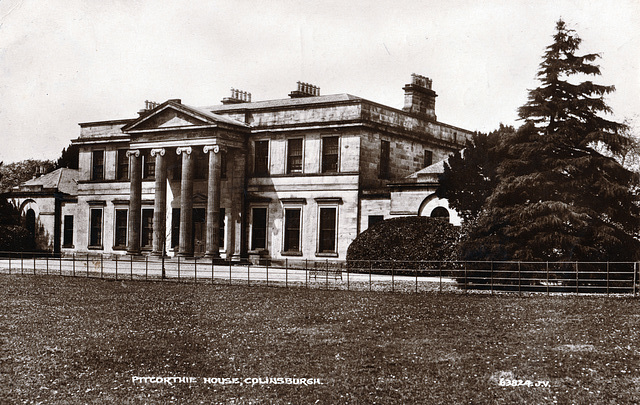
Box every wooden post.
[285,258,288,288]
[369,260,372,292]
[178,256,181,282]
[145,255,148,281]
[575,262,579,295]
[130,254,133,280]
[100,254,103,279]
[607,262,610,296]
[86,253,89,277]
[194,256,198,283]
[115,255,118,280]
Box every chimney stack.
[221,88,252,104]
[138,100,160,116]
[403,73,437,120]
[289,81,320,98]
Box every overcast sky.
[0,0,638,163]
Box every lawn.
[1,275,639,404]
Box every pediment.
[122,100,248,133]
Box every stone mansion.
[12,74,472,262]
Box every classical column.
[204,145,223,258]
[151,148,166,256]
[176,146,194,256]
[127,149,142,255]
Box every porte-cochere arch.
[418,193,461,226]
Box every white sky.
[0,0,638,163]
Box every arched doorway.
[26,208,36,250]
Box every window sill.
[281,251,303,256]
[62,245,74,249]
[88,245,103,250]
[112,246,127,251]
[315,252,338,257]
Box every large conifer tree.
[460,19,639,262]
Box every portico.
[120,100,249,258]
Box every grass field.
[1,275,639,404]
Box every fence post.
[575,262,579,295]
[285,258,288,288]
[178,256,181,282]
[71,253,74,277]
[86,253,89,277]
[194,256,198,283]
[100,254,103,279]
[229,257,232,286]
[464,261,467,293]
[546,262,549,295]
[305,259,308,289]
[518,261,521,296]
[46,254,48,276]
[325,259,329,290]
[607,262,610,296]
[115,255,118,280]
[266,259,269,287]
[145,255,149,281]
[8,252,11,275]
[247,263,250,286]
[130,255,133,280]
[391,261,395,293]
[633,262,637,297]
[414,262,418,293]
[59,253,62,276]
[369,260,372,292]
[21,252,24,275]
[211,257,214,284]
[347,261,350,291]
[490,261,493,295]
[33,254,36,275]
[439,262,442,293]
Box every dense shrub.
[346,216,460,273]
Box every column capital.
[176,146,192,155]
[203,145,225,154]
[150,148,166,157]
[126,149,140,158]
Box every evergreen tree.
[461,19,639,262]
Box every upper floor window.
[142,150,155,180]
[287,138,303,174]
[92,150,104,181]
[254,140,269,176]
[220,151,227,179]
[379,140,390,179]
[117,149,129,180]
[321,136,339,173]
[194,149,208,180]
[424,150,433,167]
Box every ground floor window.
[318,207,337,253]
[283,208,301,253]
[141,208,154,249]
[89,208,102,248]
[251,207,267,250]
[114,209,127,249]
[63,215,74,248]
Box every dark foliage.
[0,197,30,251]
[436,125,514,221]
[346,216,460,272]
[56,143,79,169]
[0,159,55,192]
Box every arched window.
[430,206,450,221]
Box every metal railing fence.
[0,252,636,296]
